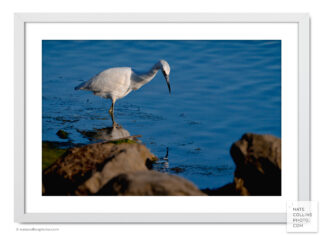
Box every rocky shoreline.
[42,133,281,196]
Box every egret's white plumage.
[75,60,171,121]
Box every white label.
[287,201,318,232]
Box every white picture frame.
[14,13,310,223]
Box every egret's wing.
[78,67,132,98]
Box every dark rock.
[75,143,158,195]
[203,133,281,196]
[43,141,157,195]
[97,171,206,196]
[202,183,240,196]
[230,133,281,196]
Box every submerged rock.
[56,129,69,139]
[97,170,206,196]
[170,167,185,173]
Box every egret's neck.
[131,62,162,90]
[135,66,159,82]
[132,65,160,87]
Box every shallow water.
[42,40,281,189]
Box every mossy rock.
[42,142,67,170]
[109,139,137,144]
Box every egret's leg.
[108,99,115,114]
[109,99,116,125]
[110,112,116,126]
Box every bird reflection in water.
[152,147,170,173]
[77,123,131,142]
[77,113,170,173]
[162,147,169,172]
[78,109,139,142]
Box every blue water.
[42,40,281,189]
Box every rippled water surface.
[42,40,281,189]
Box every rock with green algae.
[42,142,67,171]
[111,139,137,144]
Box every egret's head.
[158,60,171,94]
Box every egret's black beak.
[162,71,171,94]
[166,75,171,94]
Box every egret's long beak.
[163,71,171,94]
[164,74,171,94]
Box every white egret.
[75,60,171,119]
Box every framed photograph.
[14,13,310,223]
